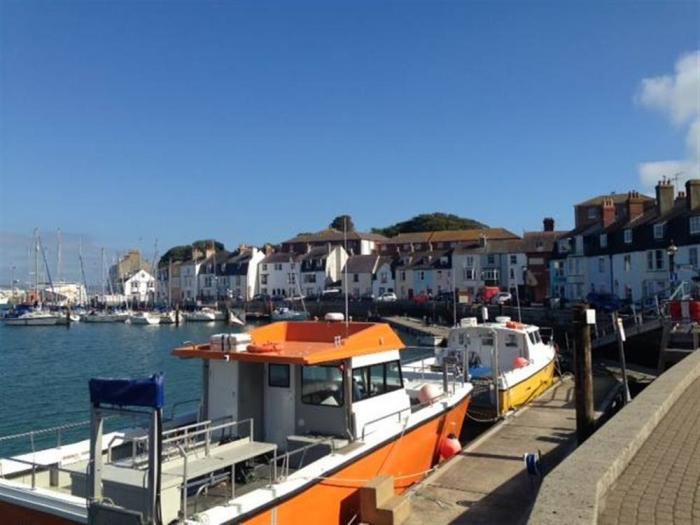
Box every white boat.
[159,310,177,324]
[54,312,81,325]
[3,310,59,326]
[228,309,245,326]
[82,311,128,323]
[184,307,220,322]
[127,312,161,325]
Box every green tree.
[372,213,487,237]
[330,215,355,232]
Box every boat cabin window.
[481,335,494,346]
[269,364,290,388]
[352,360,403,402]
[301,365,344,406]
[528,330,542,345]
[505,334,519,347]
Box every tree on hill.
[330,215,355,232]
[372,213,488,237]
[159,240,225,266]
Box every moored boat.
[159,310,177,324]
[127,311,161,325]
[425,316,557,415]
[184,307,222,322]
[270,306,310,322]
[0,318,472,524]
[3,309,59,326]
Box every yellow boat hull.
[498,359,557,414]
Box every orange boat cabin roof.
[172,321,406,365]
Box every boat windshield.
[301,364,344,406]
[528,330,542,345]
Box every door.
[264,363,296,449]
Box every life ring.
[247,342,279,353]
[506,321,527,330]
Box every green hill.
[372,213,488,237]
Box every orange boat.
[0,318,472,525]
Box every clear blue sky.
[1,0,698,268]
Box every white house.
[221,248,265,301]
[258,253,300,298]
[340,255,392,298]
[180,260,202,303]
[299,246,348,297]
[124,269,155,304]
[197,251,231,301]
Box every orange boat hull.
[243,393,470,525]
[0,394,470,525]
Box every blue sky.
[1,0,698,281]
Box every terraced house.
[551,179,700,303]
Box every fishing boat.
[127,311,161,325]
[3,309,59,326]
[427,316,557,416]
[270,306,310,322]
[0,317,472,524]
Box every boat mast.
[56,228,63,284]
[38,233,56,304]
[78,238,89,305]
[151,239,158,308]
[168,258,172,308]
[101,248,106,302]
[33,228,39,304]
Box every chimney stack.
[602,197,616,227]
[686,180,700,210]
[626,191,646,221]
[479,234,487,248]
[656,179,675,215]
[543,217,555,232]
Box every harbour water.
[0,320,431,457]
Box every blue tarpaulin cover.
[89,374,164,409]
[469,366,493,379]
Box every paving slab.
[406,373,619,525]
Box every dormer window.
[624,229,632,244]
[654,223,665,240]
[600,234,607,248]
[588,208,598,219]
[558,239,570,252]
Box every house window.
[509,268,515,279]
[380,272,388,284]
[274,263,283,271]
[624,229,632,244]
[598,257,605,273]
[510,255,517,264]
[487,255,495,265]
[400,271,406,281]
[261,274,268,285]
[647,250,665,271]
[624,255,631,272]
[690,247,698,268]
[465,256,474,267]
[600,234,607,248]
[587,207,598,219]
[463,268,475,280]
[691,217,700,235]
[558,239,570,252]
[262,264,267,271]
[419,271,425,281]
[353,273,359,283]
[653,223,664,240]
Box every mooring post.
[574,303,595,444]
[175,304,180,326]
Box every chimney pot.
[543,217,555,232]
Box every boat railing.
[0,455,90,493]
[269,436,336,483]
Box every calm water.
[0,321,231,456]
[0,320,429,457]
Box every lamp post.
[667,240,678,291]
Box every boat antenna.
[344,216,349,329]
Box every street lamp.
[667,240,678,289]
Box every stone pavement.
[598,377,700,525]
[405,373,619,525]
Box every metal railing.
[269,436,335,482]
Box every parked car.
[586,292,622,313]
[491,292,512,305]
[376,292,398,302]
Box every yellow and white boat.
[434,316,557,415]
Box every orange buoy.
[440,433,461,460]
[513,356,529,368]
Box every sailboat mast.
[168,258,173,308]
[151,239,158,308]
[78,238,89,305]
[101,248,106,300]
[56,228,62,283]
[34,228,39,303]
